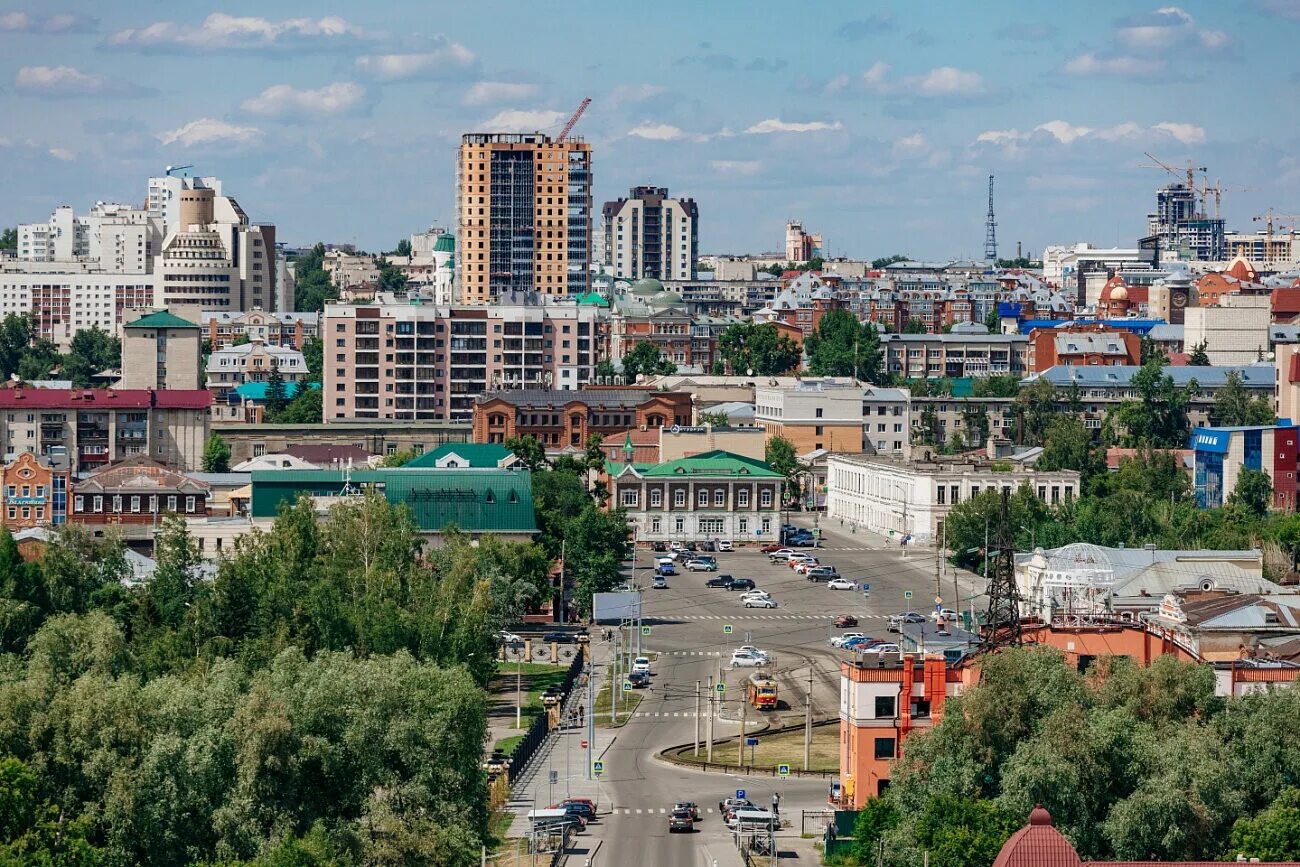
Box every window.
[93,495,103,512]
[4,509,11,520]
[112,495,122,512]
[1051,485,1060,505]
[35,485,44,497]
[168,495,178,512]
[185,496,196,512]
[621,489,639,507]
[760,488,773,508]
[875,695,897,718]
[699,518,725,534]
[674,489,686,508]
[1065,485,1074,501]
[1038,485,1047,501]
[739,517,748,534]
[815,425,824,435]
[130,496,140,513]
[253,443,266,457]
[815,408,823,418]
[698,489,709,507]
[714,489,725,507]
[875,737,897,760]
[675,517,684,533]
[149,495,157,512]
[650,489,662,508]
[950,485,959,505]
[761,517,771,534]
[737,489,750,508]
[74,495,84,512]
[651,517,661,533]
[971,485,980,497]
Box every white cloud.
[907,66,984,96]
[0,12,96,33]
[242,82,367,118]
[463,81,538,106]
[892,133,930,155]
[15,65,148,98]
[157,118,262,147]
[710,160,761,176]
[627,123,687,141]
[355,42,478,81]
[745,118,843,134]
[48,148,76,162]
[607,83,666,108]
[1114,6,1231,52]
[481,109,566,131]
[824,74,851,94]
[1152,121,1206,144]
[1094,122,1144,141]
[1035,120,1094,144]
[106,13,365,53]
[1064,52,1163,77]
[862,61,891,91]
[975,129,1024,146]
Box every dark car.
[807,566,839,582]
[727,578,756,591]
[548,802,591,828]
[674,802,701,821]
[556,800,598,822]
[652,541,667,552]
[542,631,578,644]
[668,809,694,833]
[628,670,650,688]
[834,614,859,627]
[705,575,734,589]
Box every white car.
[631,656,652,675]
[869,643,900,654]
[498,631,523,645]
[931,608,958,622]
[827,578,856,591]
[717,540,734,552]
[737,645,771,662]
[730,650,764,667]
[669,541,687,553]
[766,548,796,562]
[830,632,865,648]
[740,590,772,602]
[745,597,779,608]
[792,559,821,574]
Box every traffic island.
[657,719,839,777]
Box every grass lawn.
[670,721,839,772]
[490,662,573,731]
[493,734,525,756]
[593,663,644,727]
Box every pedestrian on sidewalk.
[772,792,780,816]
[578,705,584,725]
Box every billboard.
[592,591,642,624]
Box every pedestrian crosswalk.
[628,710,704,718]
[660,650,724,657]
[616,807,717,815]
[672,613,890,621]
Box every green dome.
[630,277,663,296]
[650,290,683,307]
[433,233,455,253]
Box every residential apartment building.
[120,310,203,391]
[881,332,1029,380]
[200,310,319,350]
[213,419,471,464]
[323,296,609,421]
[0,387,211,472]
[752,272,845,341]
[0,451,70,529]
[1027,323,1141,372]
[609,279,734,373]
[826,453,1080,543]
[1183,292,1271,365]
[609,450,782,543]
[755,379,911,456]
[601,185,698,281]
[457,132,592,303]
[1191,425,1300,511]
[473,388,692,450]
[71,457,210,541]
[321,251,379,292]
[911,396,1017,450]
[0,262,156,346]
[206,341,308,392]
[785,221,822,263]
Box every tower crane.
[1253,209,1300,240]
[1140,151,1206,213]
[556,98,591,143]
[164,164,194,177]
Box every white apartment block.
[1183,293,1271,366]
[18,205,88,262]
[0,262,155,347]
[601,186,698,281]
[206,341,308,390]
[827,453,1080,544]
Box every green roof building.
[402,442,518,469]
[124,310,201,330]
[249,466,538,540]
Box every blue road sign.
[641,625,651,636]
[622,681,632,692]
[593,761,604,776]
[745,737,759,746]
[904,590,913,600]
[777,764,791,777]
[736,789,746,799]
[723,624,734,635]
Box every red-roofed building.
[1272,287,1300,322]
[0,387,211,472]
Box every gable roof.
[124,310,200,330]
[403,442,516,468]
[75,456,209,494]
[639,450,781,478]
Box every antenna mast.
[980,488,1022,650]
[984,174,998,264]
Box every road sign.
[549,770,558,784]
[593,761,604,776]
[716,682,726,693]
[935,597,943,605]
[904,590,913,600]
[736,789,746,799]
[745,737,759,746]
[622,681,632,692]
[581,739,588,749]
[641,625,651,636]
[777,763,791,778]
[723,624,734,635]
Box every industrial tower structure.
[984,174,998,264]
[980,488,1022,650]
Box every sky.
[1,1,1298,261]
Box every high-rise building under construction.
[456,132,592,304]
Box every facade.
[321,251,379,292]
[880,332,1029,380]
[1183,292,1271,365]
[826,453,1080,543]
[1028,323,1141,372]
[911,396,1017,449]
[1145,182,1226,262]
[0,452,70,529]
[402,442,518,469]
[609,279,730,373]
[212,419,470,465]
[1278,342,1300,425]
[120,310,203,391]
[597,425,766,466]
[323,297,609,421]
[1191,425,1300,511]
[71,456,210,540]
[601,185,698,281]
[472,388,692,450]
[1225,229,1300,269]
[200,309,319,350]
[0,387,210,472]
[457,132,592,303]
[206,341,308,392]
[0,262,156,347]
[609,450,783,543]
[785,221,822,263]
[755,379,911,456]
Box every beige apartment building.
[457,133,593,303]
[755,379,911,456]
[119,310,203,391]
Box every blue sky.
[1,1,1298,260]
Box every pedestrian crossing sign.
[593,761,604,776]
[723,624,733,634]
[778,764,790,778]
[622,681,632,692]
[716,682,725,693]
[641,625,651,636]
[904,590,913,600]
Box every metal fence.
[508,651,585,783]
[801,809,835,836]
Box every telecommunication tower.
[984,174,998,264]
[980,488,1022,649]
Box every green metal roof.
[574,291,610,307]
[606,460,654,476]
[124,310,200,329]
[249,467,537,533]
[433,233,455,253]
[636,450,782,479]
[403,442,513,468]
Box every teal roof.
[433,233,455,253]
[403,442,513,468]
[637,450,782,479]
[249,467,537,533]
[606,460,654,476]
[574,291,610,307]
[235,381,319,401]
[125,310,200,329]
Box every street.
[539,517,987,866]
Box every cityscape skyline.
[2,1,1299,259]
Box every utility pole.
[738,690,748,767]
[516,652,523,731]
[706,674,715,762]
[694,680,701,756]
[586,656,594,780]
[611,629,619,725]
[803,666,813,771]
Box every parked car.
[830,631,865,648]
[669,809,694,833]
[807,566,839,582]
[790,535,817,547]
[628,670,650,688]
[669,541,687,553]
[791,557,820,573]
[542,631,578,644]
[843,636,884,651]
[685,559,717,572]
[870,643,901,654]
[887,612,926,632]
[498,631,524,645]
[657,563,677,576]
[744,596,778,609]
[766,548,796,562]
[730,650,764,667]
[740,590,772,601]
[556,799,597,822]
[834,614,858,628]
[652,576,668,589]
[717,540,734,552]
[652,541,667,552]
[826,578,855,591]
[719,797,753,820]
[727,578,756,591]
[705,575,734,589]
[759,543,785,554]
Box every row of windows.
[619,487,774,509]
[74,493,199,513]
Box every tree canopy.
[716,321,801,375]
[804,309,881,383]
[619,341,676,384]
[292,244,337,313]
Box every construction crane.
[1203,180,1261,219]
[164,164,193,177]
[1253,209,1300,240]
[556,98,591,143]
[1141,151,1207,213]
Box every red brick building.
[0,452,70,529]
[473,388,693,450]
[1028,323,1142,372]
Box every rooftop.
[829,452,1079,477]
[0,387,211,410]
[1029,364,1275,389]
[477,388,684,407]
[124,310,200,330]
[402,442,516,469]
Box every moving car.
[759,543,785,554]
[668,809,694,833]
[826,578,855,591]
[628,670,650,688]
[834,614,858,628]
[657,563,677,576]
[830,632,865,648]
[631,657,652,675]
[739,590,772,602]
[652,576,668,589]
[790,534,817,547]
[542,631,578,644]
[789,555,819,571]
[887,612,926,632]
[674,802,701,821]
[705,575,734,589]
[766,548,796,562]
[737,645,770,662]
[685,559,717,572]
[730,650,765,667]
[498,631,524,645]
[727,578,756,591]
[931,608,958,622]
[807,566,839,582]
[744,596,778,608]
[717,540,734,552]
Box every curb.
[653,718,838,778]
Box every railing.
[507,651,585,784]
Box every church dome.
[650,290,683,308]
[1109,284,1129,302]
[991,807,1082,867]
[630,277,664,296]
[433,233,455,253]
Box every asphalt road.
[575,518,987,866]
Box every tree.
[1014,377,1057,445]
[380,448,418,468]
[1214,370,1275,427]
[1229,468,1272,518]
[1111,358,1194,449]
[504,435,547,471]
[903,318,928,334]
[917,404,943,447]
[0,314,36,380]
[996,257,1033,268]
[202,434,231,473]
[984,306,1002,333]
[1231,788,1300,861]
[1139,335,1169,366]
[275,387,322,424]
[1037,415,1103,483]
[871,254,908,269]
[1188,340,1211,366]
[594,360,618,383]
[698,410,730,427]
[62,327,121,388]
[394,238,412,257]
[971,374,1020,398]
[265,363,288,418]
[16,339,60,382]
[961,404,989,448]
[765,436,802,502]
[0,228,15,251]
[301,337,323,382]
[375,256,407,292]
[292,243,337,312]
[804,309,881,383]
[716,322,800,375]
[620,341,676,384]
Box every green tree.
[1214,370,1275,427]
[379,447,418,467]
[996,257,1033,268]
[1231,788,1300,861]
[1036,415,1103,483]
[917,404,942,448]
[301,337,323,382]
[764,435,802,502]
[594,360,618,383]
[1112,358,1195,448]
[0,228,15,251]
[1188,340,1211,366]
[276,387,322,424]
[265,363,288,418]
[1139,335,1169,366]
[698,410,730,427]
[1229,468,1273,518]
[202,433,231,473]
[504,434,547,471]
[620,341,676,384]
[716,322,801,375]
[984,305,1002,333]
[0,314,36,380]
[851,796,900,863]
[871,254,909,269]
[394,238,412,257]
[911,796,1022,867]
[971,374,1020,398]
[961,404,989,448]
[231,333,251,347]
[292,243,337,312]
[804,309,881,383]
[1014,376,1057,445]
[16,338,60,382]
[903,318,928,334]
[375,256,408,291]
[61,327,121,388]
